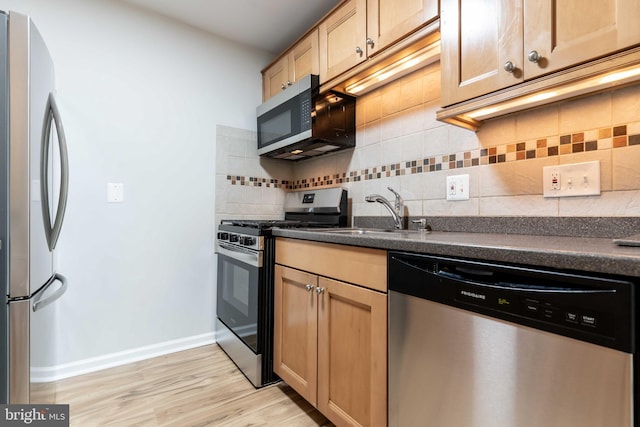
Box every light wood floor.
[47,344,333,426]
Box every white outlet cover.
[446,174,470,201]
[543,161,600,198]
[107,182,124,203]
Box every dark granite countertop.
[271,228,640,278]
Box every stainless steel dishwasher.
[388,251,636,427]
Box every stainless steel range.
[215,188,347,387]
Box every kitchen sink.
[314,228,427,236]
[323,228,398,234]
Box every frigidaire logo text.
[460,290,486,300]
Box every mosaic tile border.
[225,176,291,188]
[227,124,640,190]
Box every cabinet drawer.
[276,238,387,292]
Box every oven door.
[216,242,262,353]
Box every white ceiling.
[118,0,342,54]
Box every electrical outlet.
[446,174,470,201]
[551,171,560,190]
[107,182,125,203]
[543,161,600,198]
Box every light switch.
[543,161,600,198]
[107,183,124,203]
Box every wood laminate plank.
[48,344,333,426]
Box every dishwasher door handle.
[436,269,616,295]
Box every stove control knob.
[239,236,256,246]
[217,232,229,241]
[229,234,239,243]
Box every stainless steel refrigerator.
[0,11,69,404]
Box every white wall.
[0,0,271,375]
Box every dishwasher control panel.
[522,298,598,327]
[389,252,635,353]
[453,281,612,339]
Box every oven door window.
[217,253,259,352]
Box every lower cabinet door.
[317,276,388,427]
[273,265,319,405]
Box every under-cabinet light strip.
[345,41,441,95]
[466,63,640,121]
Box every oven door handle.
[217,242,262,268]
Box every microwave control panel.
[300,91,311,130]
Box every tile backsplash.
[214,125,291,228]
[216,61,640,225]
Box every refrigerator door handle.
[32,273,67,312]
[40,92,69,251]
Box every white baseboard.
[31,332,216,383]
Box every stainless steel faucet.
[365,187,404,229]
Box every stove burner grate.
[220,219,335,229]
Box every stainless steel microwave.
[256,74,356,160]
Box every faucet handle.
[411,218,432,233]
[387,187,401,200]
[387,187,403,209]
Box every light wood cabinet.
[274,238,387,427]
[317,275,387,427]
[368,0,439,55]
[273,265,319,404]
[262,56,289,101]
[440,0,640,106]
[439,0,522,106]
[319,0,367,84]
[262,29,319,101]
[524,0,640,80]
[319,0,438,83]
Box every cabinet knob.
[281,83,286,90]
[528,50,542,63]
[366,38,374,48]
[503,61,516,73]
[316,287,325,295]
[287,80,292,86]
[355,46,363,56]
[305,284,314,292]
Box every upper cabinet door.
[440,0,524,106]
[441,0,640,107]
[288,29,320,86]
[262,30,319,102]
[319,0,367,84]
[524,0,640,79]
[262,56,289,101]
[366,0,438,55]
